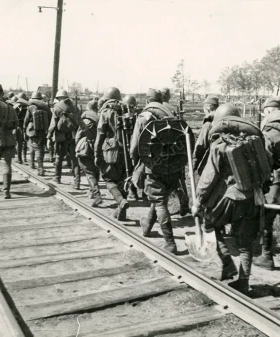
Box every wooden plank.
[255,296,280,311]
[5,262,152,291]
[0,219,94,232]
[0,290,25,337]
[0,210,72,220]
[0,235,105,250]
[22,277,182,321]
[82,305,226,337]
[0,247,124,269]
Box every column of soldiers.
[1,84,279,296]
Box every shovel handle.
[185,130,203,244]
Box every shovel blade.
[185,230,217,262]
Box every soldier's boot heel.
[220,258,238,281]
[253,232,275,270]
[228,279,249,295]
[3,174,11,199]
[140,204,157,237]
[127,183,138,201]
[114,199,129,221]
[161,221,177,255]
[91,194,103,207]
[73,167,80,190]
[54,162,62,184]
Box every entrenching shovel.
[184,127,216,262]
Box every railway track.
[0,159,279,337]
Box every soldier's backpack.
[138,119,191,175]
[223,134,271,191]
[56,99,79,133]
[31,106,49,131]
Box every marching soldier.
[192,104,270,294]
[130,88,194,254]
[14,92,29,163]
[94,87,129,220]
[122,94,139,201]
[161,87,190,216]
[24,91,51,175]
[193,95,219,175]
[253,97,280,270]
[0,85,19,198]
[47,90,80,189]
[76,100,102,206]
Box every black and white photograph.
[0,1,280,336]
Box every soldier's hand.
[191,201,202,217]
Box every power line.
[4,0,22,14]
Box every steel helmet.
[17,92,28,100]
[31,91,43,100]
[56,89,69,98]
[7,92,14,99]
[103,87,121,101]
[123,95,137,107]
[213,103,241,124]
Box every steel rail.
[11,163,280,337]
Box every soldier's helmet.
[123,95,137,107]
[103,87,121,101]
[213,103,240,124]
[56,89,69,99]
[31,91,43,100]
[7,92,14,99]
[86,100,98,111]
[10,96,18,103]
[17,92,28,100]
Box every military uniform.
[24,94,51,175]
[254,97,280,270]
[14,96,29,163]
[131,89,191,254]
[192,96,219,175]
[161,87,190,216]
[194,104,266,294]
[76,101,101,205]
[47,97,80,188]
[94,94,128,220]
[0,89,19,198]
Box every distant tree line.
[218,45,280,99]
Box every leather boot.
[73,166,80,190]
[127,183,138,201]
[87,176,102,206]
[30,150,35,169]
[228,279,249,295]
[53,161,62,184]
[220,256,238,281]
[37,159,44,176]
[161,221,177,254]
[140,204,157,237]
[23,143,27,163]
[17,153,23,164]
[177,189,190,216]
[253,232,275,270]
[110,187,129,221]
[3,174,11,199]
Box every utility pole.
[52,0,63,101]
[26,78,29,92]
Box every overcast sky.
[1,0,280,94]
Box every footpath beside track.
[0,161,279,336]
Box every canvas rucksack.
[223,134,271,192]
[138,118,190,175]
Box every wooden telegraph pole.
[52,0,64,101]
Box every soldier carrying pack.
[138,118,190,175]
